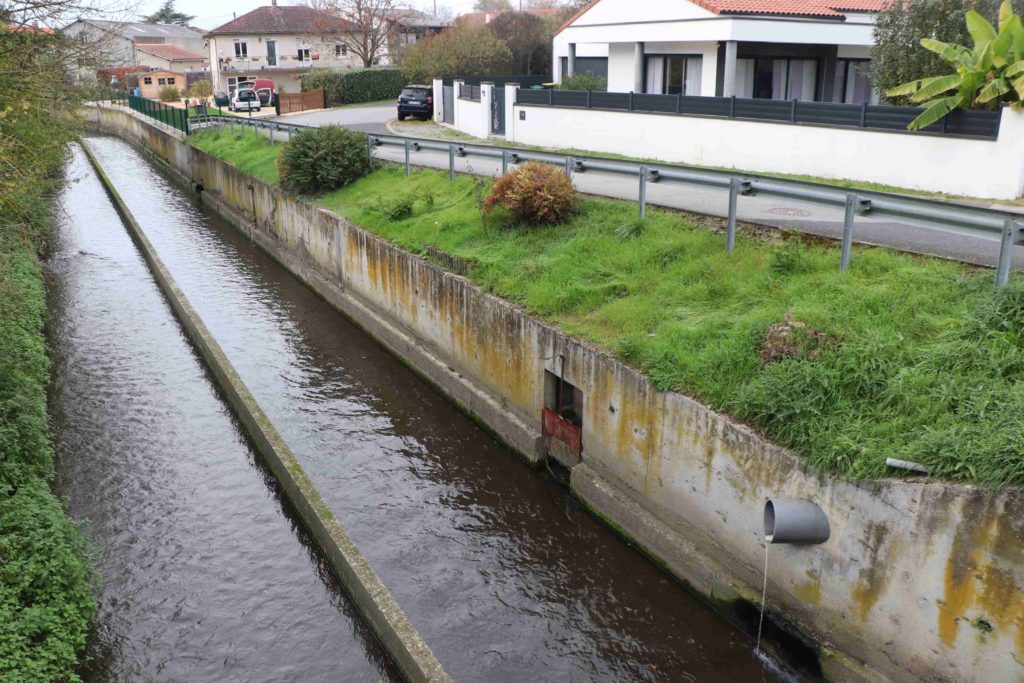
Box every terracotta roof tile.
[555,0,884,34]
[208,6,354,36]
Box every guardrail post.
[548,88,553,106]
[586,89,591,109]
[404,139,411,176]
[565,155,573,177]
[638,165,647,218]
[628,91,634,111]
[366,134,373,160]
[840,193,858,272]
[729,96,736,118]
[501,149,509,175]
[860,102,868,127]
[790,99,797,123]
[726,178,740,251]
[996,219,1020,287]
[448,143,455,181]
[676,93,682,114]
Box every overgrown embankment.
[191,127,1024,485]
[1,28,95,679]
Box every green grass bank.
[0,178,95,680]
[191,128,1024,486]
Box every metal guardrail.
[189,114,1023,286]
[515,89,1003,139]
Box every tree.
[188,77,212,103]
[871,0,1023,103]
[143,0,194,25]
[886,0,1024,129]
[400,23,513,82]
[473,0,511,11]
[487,11,550,75]
[309,0,395,68]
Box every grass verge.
[190,127,1024,486]
[0,185,95,680]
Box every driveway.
[271,102,394,134]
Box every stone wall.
[90,104,1024,683]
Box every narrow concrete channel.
[49,143,402,682]
[75,135,789,681]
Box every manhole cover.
[767,207,812,217]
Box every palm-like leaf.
[908,95,963,130]
[921,38,971,65]
[907,74,962,101]
[966,10,998,46]
[1007,59,1024,77]
[977,77,1010,102]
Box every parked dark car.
[214,91,229,107]
[397,85,433,121]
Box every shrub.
[158,85,180,102]
[277,126,372,194]
[484,161,577,225]
[559,70,607,91]
[187,78,212,102]
[400,24,514,84]
[301,68,407,107]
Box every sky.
[133,0,482,30]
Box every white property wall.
[506,105,1024,200]
[453,83,491,139]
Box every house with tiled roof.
[206,3,361,94]
[553,0,883,104]
[134,43,208,72]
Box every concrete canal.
[53,136,791,681]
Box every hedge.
[300,68,408,107]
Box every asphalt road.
[271,102,394,134]
[266,105,1023,271]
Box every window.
[234,40,247,58]
[736,58,818,101]
[167,77,175,85]
[297,47,311,62]
[158,77,166,85]
[335,43,348,57]
[143,76,152,85]
[833,59,877,105]
[644,55,702,95]
[266,40,277,66]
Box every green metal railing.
[108,92,189,134]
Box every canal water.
[62,135,787,681]
[49,144,400,682]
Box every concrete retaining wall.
[79,136,451,683]
[90,104,1024,683]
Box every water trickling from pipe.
[756,543,769,654]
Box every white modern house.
[553,0,882,104]
[206,4,362,94]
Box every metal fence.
[109,92,190,134]
[515,89,1003,139]
[184,114,1023,286]
[459,84,481,102]
[443,75,549,88]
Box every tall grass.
[192,130,1024,485]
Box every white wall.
[453,84,490,139]
[607,43,639,93]
[506,105,1024,200]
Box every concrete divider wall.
[90,105,1024,683]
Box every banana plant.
[886,0,1024,130]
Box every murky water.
[70,134,788,681]
[48,144,401,682]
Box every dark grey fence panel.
[459,84,481,101]
[444,75,549,87]
[552,90,588,108]
[590,91,630,109]
[442,86,454,123]
[513,88,1002,138]
[491,87,505,135]
[632,94,677,114]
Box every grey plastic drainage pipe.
[764,499,830,545]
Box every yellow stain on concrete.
[794,569,823,606]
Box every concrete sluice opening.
[71,134,806,681]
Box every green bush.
[559,70,607,91]
[300,68,407,107]
[277,126,373,194]
[484,161,577,225]
[188,78,212,102]
[158,85,180,102]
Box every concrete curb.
[79,139,452,683]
